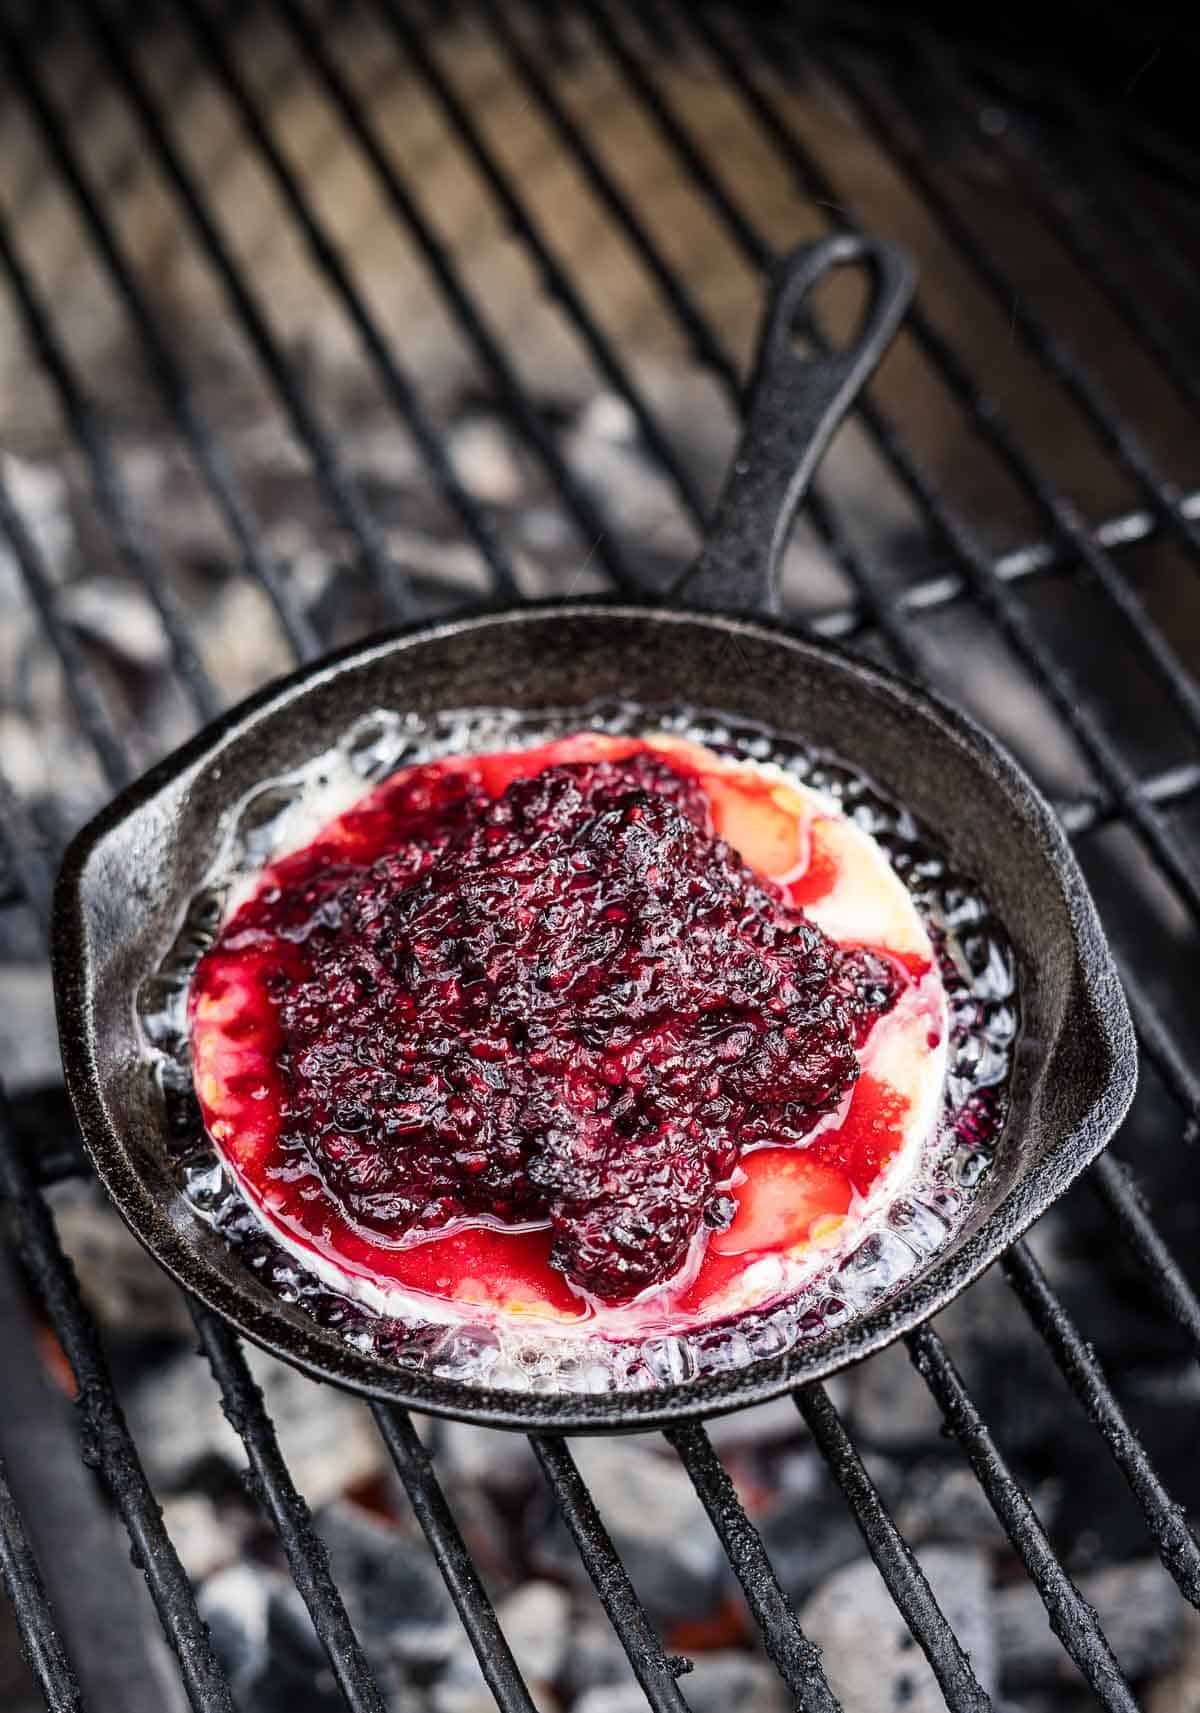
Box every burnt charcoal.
[528,1438,726,1626]
[893,1462,1013,1551]
[201,1562,426,1713]
[996,1559,1184,1691]
[561,1616,630,1701]
[676,1652,789,1713]
[800,1549,996,1710]
[122,1346,383,1501]
[433,1580,569,1713]
[316,1500,462,1672]
[751,1450,884,1604]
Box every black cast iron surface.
[1,4,1199,1713]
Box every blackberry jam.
[148,706,1015,1396]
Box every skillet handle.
[677,233,915,617]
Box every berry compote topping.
[191,733,946,1328]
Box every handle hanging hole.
[787,258,875,362]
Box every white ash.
[431,1419,541,1498]
[159,1492,255,1584]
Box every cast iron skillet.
[53,235,1136,1431]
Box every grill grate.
[1,4,1199,1711]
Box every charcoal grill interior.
[1,3,1200,1711]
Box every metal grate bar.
[474,3,889,640]
[793,1383,992,1713]
[949,47,1200,355]
[578,0,1200,926]
[805,488,1200,647]
[0,10,320,664]
[963,82,1200,427]
[1091,1154,1200,1359]
[375,0,708,533]
[829,35,1200,569]
[1114,965,1200,1119]
[0,1090,235,1713]
[0,464,131,792]
[172,0,522,603]
[1053,86,1200,322]
[907,1325,1138,1712]
[1,14,1198,1713]
[586,36,1200,1671]
[0,518,535,1713]
[478,2,743,401]
[191,1306,389,1713]
[1002,1243,1200,1605]
[0,208,222,723]
[528,1434,695,1713]
[0,1458,83,1713]
[372,1406,538,1713]
[273,0,641,594]
[984,488,1200,577]
[578,0,772,270]
[0,790,393,1713]
[807,492,923,674]
[1034,768,1200,840]
[665,1422,845,1713]
[74,0,415,622]
[691,6,1200,750]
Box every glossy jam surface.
[189,731,949,1336]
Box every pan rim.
[52,600,1138,1432]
